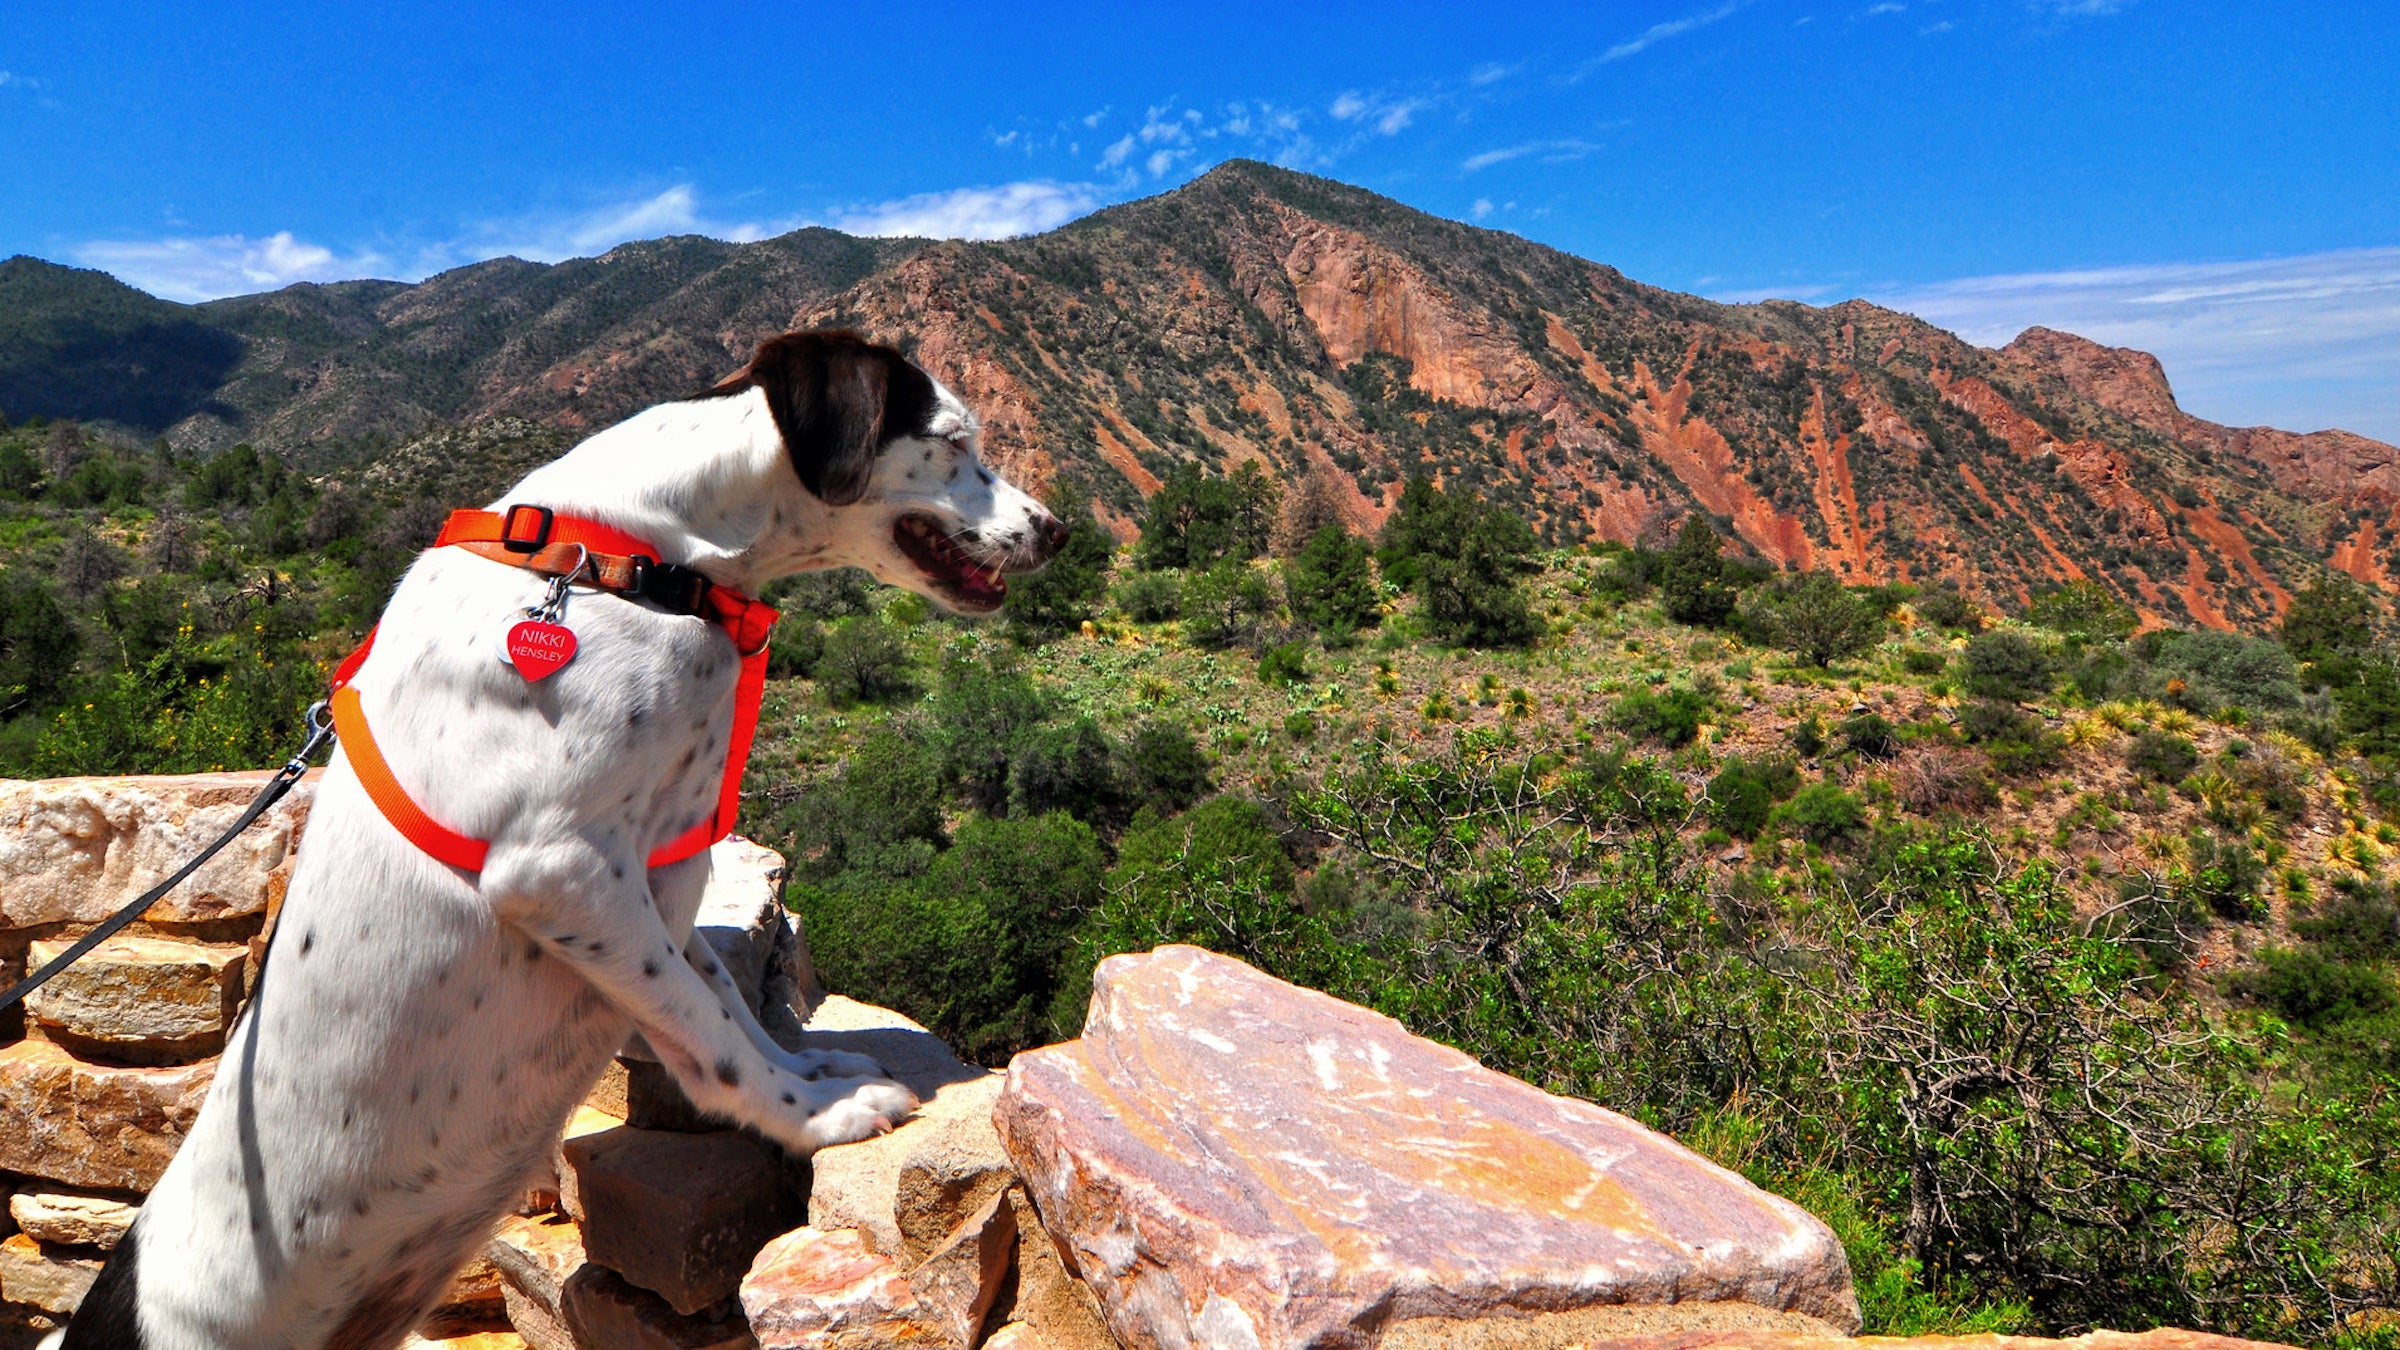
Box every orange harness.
[327,506,779,873]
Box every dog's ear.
[727,331,937,507]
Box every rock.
[0,772,315,929]
[487,1213,589,1350]
[800,997,1006,1263]
[6,1190,137,1250]
[905,1186,1017,1349]
[0,1039,213,1191]
[739,1226,947,1350]
[989,1189,1121,1350]
[422,1250,509,1337]
[560,1126,801,1316]
[547,1104,630,1220]
[1583,1330,2295,1350]
[405,1333,529,1350]
[23,935,246,1063]
[984,1326,1045,1350]
[0,1233,100,1316]
[561,1264,758,1350]
[995,945,1861,1350]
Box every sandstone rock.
[985,1325,1048,1350]
[694,838,795,1011]
[561,1126,800,1316]
[0,772,315,929]
[422,1250,509,1337]
[6,1190,137,1250]
[561,1263,758,1350]
[23,935,246,1063]
[800,996,1005,1263]
[0,1233,100,1316]
[906,1186,1016,1348]
[0,1039,213,1191]
[990,1189,1121,1350]
[405,1334,530,1350]
[546,1104,630,1220]
[995,945,1861,1350]
[739,1226,946,1349]
[487,1213,589,1350]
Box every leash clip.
[525,544,591,624]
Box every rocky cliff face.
[7,162,2393,630]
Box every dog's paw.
[777,1046,889,1081]
[798,1078,920,1152]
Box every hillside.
[3,162,2395,629]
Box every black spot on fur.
[525,940,542,962]
[715,1058,741,1087]
[642,960,660,978]
[62,1217,143,1348]
[782,1091,796,1105]
[586,939,606,954]
[301,930,315,956]
[628,704,647,726]
[611,863,625,879]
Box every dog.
[61,331,1068,1348]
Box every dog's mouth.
[894,513,1006,613]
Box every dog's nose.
[1034,512,1071,559]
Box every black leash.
[0,700,336,1015]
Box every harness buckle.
[500,504,555,553]
[627,556,713,617]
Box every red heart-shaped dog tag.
[506,620,578,680]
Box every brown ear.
[729,331,935,507]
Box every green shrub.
[1901,649,1948,677]
[1115,569,1183,622]
[1284,710,1318,742]
[1612,687,1710,747]
[1658,518,1740,627]
[1008,716,1118,822]
[1707,757,1801,839]
[2151,630,2301,712]
[2026,580,2139,643]
[1123,723,1213,814]
[1005,486,1115,641]
[795,728,945,879]
[1181,559,1276,649]
[1913,586,1980,631]
[2236,949,2397,1029]
[2127,729,2200,783]
[925,648,1051,811]
[2184,831,2267,921]
[1960,632,2055,702]
[1792,714,1827,758]
[765,616,826,679]
[1775,781,1866,842]
[1285,523,1379,633]
[1258,642,1309,686]
[1746,572,1884,666]
[1841,712,1898,759]
[815,617,912,706]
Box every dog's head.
[715,330,1067,613]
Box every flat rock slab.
[0,1039,213,1192]
[740,1226,948,1349]
[24,934,246,1063]
[0,772,315,929]
[7,1189,138,1250]
[0,1233,101,1317]
[996,945,1860,1350]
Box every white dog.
[63,331,1066,1349]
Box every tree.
[1135,461,1259,571]
[1227,460,1281,560]
[1005,485,1116,641]
[1378,477,1539,648]
[814,617,912,705]
[2025,580,2138,644]
[1181,559,1276,649]
[1747,571,1884,667]
[925,647,1052,810]
[2280,574,2381,668]
[0,570,79,716]
[1658,518,1739,627]
[1271,467,1346,558]
[1285,523,1379,633]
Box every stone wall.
[0,775,2301,1350]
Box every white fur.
[112,375,1056,1348]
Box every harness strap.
[331,507,778,873]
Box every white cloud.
[2036,0,2123,13]
[1462,138,1599,171]
[1872,248,2400,442]
[1920,20,1954,33]
[1583,2,1742,70]
[1098,134,1138,169]
[830,181,1103,241]
[1866,2,1906,14]
[1469,62,1520,86]
[1329,91,1427,137]
[1471,198,1494,219]
[1330,91,1369,121]
[0,70,38,89]
[71,232,390,303]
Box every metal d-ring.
[528,544,592,624]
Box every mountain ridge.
[3,160,2393,628]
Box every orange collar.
[327,506,779,872]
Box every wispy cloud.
[1873,248,2400,441]
[72,232,389,303]
[1330,91,1428,136]
[830,181,1103,241]
[1462,138,1601,171]
[2035,0,2124,14]
[1468,61,1521,86]
[1579,2,1742,72]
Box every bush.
[1658,518,1739,627]
[766,616,826,679]
[1901,649,1948,676]
[1258,642,1309,686]
[1181,559,1276,649]
[2026,580,2139,643]
[1776,781,1866,842]
[1115,569,1183,622]
[2183,831,2266,921]
[1747,572,1885,666]
[815,617,912,705]
[796,728,945,878]
[1841,713,1899,759]
[2127,729,2200,783]
[1612,687,1710,747]
[925,648,1051,811]
[1914,586,1981,631]
[2150,630,2301,712]
[1381,477,1540,647]
[1792,714,1827,758]
[1707,757,1801,839]
[765,566,878,619]
[1891,743,1995,814]
[1960,632,2055,702]
[1008,716,1118,821]
[2236,949,2396,1029]
[1122,723,1213,813]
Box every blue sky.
[3,2,2395,440]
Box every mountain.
[5,161,2394,629]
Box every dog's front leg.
[671,919,888,1082]
[487,844,918,1153]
